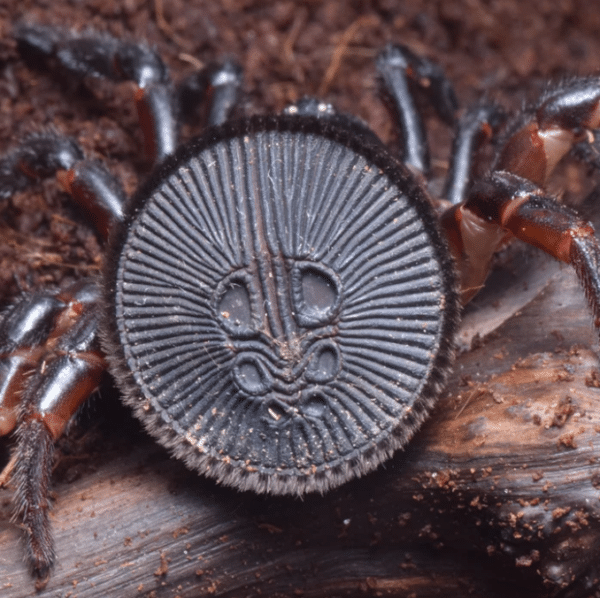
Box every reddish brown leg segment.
[134,84,177,163]
[449,171,600,330]
[0,281,104,585]
[57,163,126,238]
[496,79,600,186]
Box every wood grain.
[2,251,600,597]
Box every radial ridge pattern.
[110,115,458,494]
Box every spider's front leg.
[494,78,600,186]
[441,78,600,323]
[0,132,125,237]
[15,23,243,163]
[0,281,104,586]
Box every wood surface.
[2,246,600,597]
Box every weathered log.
[2,243,600,598]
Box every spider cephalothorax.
[1,23,600,587]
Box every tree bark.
[2,248,600,597]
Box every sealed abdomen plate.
[108,115,459,495]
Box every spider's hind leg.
[443,103,506,206]
[14,23,244,162]
[376,44,458,174]
[0,281,104,586]
[177,59,243,128]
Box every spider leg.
[441,170,600,324]
[376,44,458,174]
[0,132,126,236]
[441,77,600,309]
[0,292,67,436]
[177,59,243,128]
[14,22,176,163]
[443,103,505,205]
[0,281,104,585]
[468,172,600,325]
[495,77,600,186]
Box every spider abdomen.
[106,115,459,495]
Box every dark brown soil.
[1,0,599,299]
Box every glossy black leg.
[443,103,505,205]
[376,44,458,174]
[15,22,177,163]
[177,59,243,128]
[0,132,126,237]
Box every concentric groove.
[106,115,459,495]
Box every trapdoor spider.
[2,23,600,586]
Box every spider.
[2,22,600,587]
